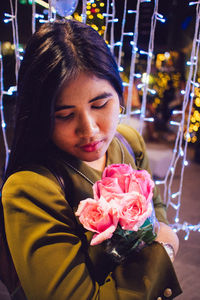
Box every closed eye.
[55,112,74,120]
[91,101,108,109]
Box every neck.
[84,154,106,172]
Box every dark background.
[0,0,196,87]
[0,0,196,49]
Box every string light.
[134,73,142,78]
[186,61,196,66]
[137,83,145,89]
[127,10,137,14]
[179,148,184,157]
[107,18,118,23]
[4,13,15,23]
[189,1,200,5]
[139,50,153,57]
[138,0,164,135]
[180,89,186,95]
[118,66,124,72]
[3,86,17,96]
[131,109,141,115]
[170,120,181,126]
[0,45,10,171]
[170,166,175,174]
[122,82,129,87]
[155,180,165,185]
[171,191,180,199]
[123,32,134,36]
[172,222,200,240]
[130,41,138,51]
[191,81,200,87]
[35,13,44,19]
[117,0,129,68]
[125,0,141,118]
[32,0,36,33]
[172,110,183,115]
[155,13,166,23]
[143,117,154,122]
[102,13,112,17]
[170,202,180,210]
[105,0,117,54]
[113,41,122,46]
[148,88,156,95]
[1,121,6,129]
[162,2,200,239]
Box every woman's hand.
[155,222,179,261]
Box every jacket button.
[164,288,172,297]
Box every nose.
[76,112,99,138]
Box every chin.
[82,149,106,162]
[84,153,103,162]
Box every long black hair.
[3,19,124,182]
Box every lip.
[79,140,103,152]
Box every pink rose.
[75,197,119,245]
[93,177,123,202]
[117,192,153,231]
[96,164,154,203]
[128,170,154,203]
[102,164,134,193]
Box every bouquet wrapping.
[76,164,158,263]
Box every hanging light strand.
[9,0,20,80]
[175,4,200,223]
[0,47,10,172]
[32,0,36,33]
[171,222,200,240]
[109,0,116,54]
[81,0,87,24]
[103,0,110,40]
[139,0,161,135]
[162,2,200,238]
[117,0,128,68]
[164,2,200,205]
[125,0,141,118]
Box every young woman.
[1,20,181,300]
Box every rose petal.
[93,177,123,201]
[102,164,134,179]
[75,198,98,216]
[90,223,116,245]
[116,191,152,230]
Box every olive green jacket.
[2,125,182,300]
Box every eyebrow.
[55,92,113,112]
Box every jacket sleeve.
[2,169,119,300]
[117,124,168,224]
[113,241,182,300]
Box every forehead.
[56,72,117,105]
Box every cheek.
[52,122,72,147]
[52,122,61,141]
[107,105,120,130]
[100,113,118,136]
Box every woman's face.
[52,72,120,163]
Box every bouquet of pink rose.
[75,164,158,263]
